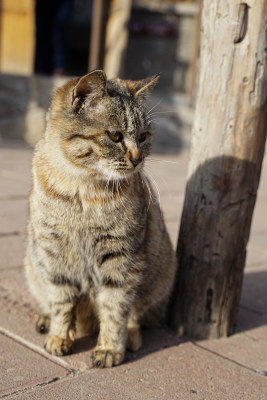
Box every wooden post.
[169,0,267,339]
[89,0,105,71]
[187,0,202,107]
[103,0,131,78]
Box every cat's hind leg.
[25,261,51,334]
[26,260,75,355]
[75,295,99,338]
[36,314,51,334]
[126,310,142,352]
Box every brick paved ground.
[0,141,266,399]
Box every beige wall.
[0,0,35,75]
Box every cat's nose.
[130,156,142,167]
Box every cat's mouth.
[95,156,144,180]
[96,161,143,182]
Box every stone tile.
[237,306,267,332]
[199,326,267,375]
[248,232,267,250]
[0,267,36,316]
[161,194,184,218]
[0,147,32,168]
[246,233,267,267]
[257,158,267,193]
[166,221,179,247]
[240,269,267,316]
[0,199,28,234]
[250,197,267,234]
[0,333,69,397]
[246,245,267,269]
[12,342,267,400]
[0,306,44,349]
[145,156,188,197]
[0,169,31,199]
[0,147,32,197]
[0,235,26,269]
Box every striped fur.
[25,70,177,368]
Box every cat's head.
[46,70,159,180]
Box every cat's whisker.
[104,175,110,193]
[146,158,182,165]
[111,179,115,200]
[123,173,129,185]
[149,111,176,116]
[141,172,154,211]
[144,169,161,207]
[103,175,111,206]
[116,180,123,206]
[145,164,171,199]
[147,99,162,115]
[147,117,168,124]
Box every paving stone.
[246,233,267,267]
[0,333,70,397]
[0,199,28,234]
[166,221,179,246]
[257,158,267,193]
[250,197,267,234]
[161,194,184,219]
[0,235,26,269]
[0,173,31,199]
[0,267,31,308]
[11,341,267,400]
[237,306,267,332]
[0,147,32,198]
[198,326,267,375]
[144,156,188,197]
[240,268,267,316]
[0,306,44,350]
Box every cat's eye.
[139,132,147,143]
[106,130,123,143]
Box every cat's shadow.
[71,326,185,365]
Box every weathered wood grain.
[169,0,267,339]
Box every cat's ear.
[127,74,160,99]
[71,70,107,106]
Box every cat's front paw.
[92,348,124,368]
[44,335,73,356]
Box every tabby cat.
[25,70,177,368]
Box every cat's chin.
[96,165,143,182]
[100,170,135,182]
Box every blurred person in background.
[34,0,74,75]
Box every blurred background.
[0,0,201,152]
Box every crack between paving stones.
[0,231,26,238]
[0,326,75,373]
[0,372,78,399]
[192,342,267,378]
